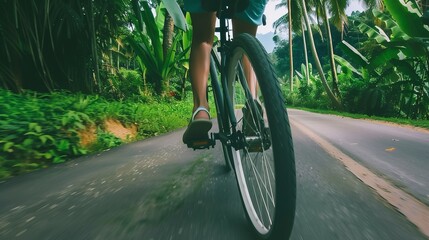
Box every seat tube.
[210,55,224,116]
[218,5,238,128]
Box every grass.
[293,107,429,130]
[0,89,194,179]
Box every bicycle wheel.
[210,54,233,172]
[226,33,296,239]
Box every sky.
[258,0,367,34]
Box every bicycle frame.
[208,3,244,150]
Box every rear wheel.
[210,55,233,172]
[226,33,296,239]
[213,87,233,172]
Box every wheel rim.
[227,47,276,235]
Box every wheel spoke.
[246,151,275,206]
[245,151,273,226]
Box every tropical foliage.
[128,0,190,96]
[0,88,191,178]
[274,0,429,119]
[338,1,429,119]
[1,0,428,179]
[0,0,189,97]
[0,0,128,93]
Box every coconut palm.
[274,0,344,108]
[274,0,302,91]
[300,0,342,108]
[319,0,349,98]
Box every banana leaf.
[339,41,369,67]
[390,59,420,82]
[372,9,410,41]
[161,0,187,31]
[357,22,390,43]
[334,55,362,77]
[140,1,163,66]
[384,0,429,38]
[369,47,401,68]
[383,39,428,58]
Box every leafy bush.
[103,68,151,101]
[0,90,90,175]
[90,129,123,150]
[281,63,331,109]
[0,89,191,179]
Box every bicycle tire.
[210,54,233,172]
[226,33,296,239]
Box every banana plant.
[339,3,429,119]
[128,0,189,96]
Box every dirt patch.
[104,119,137,141]
[78,119,138,147]
[78,125,97,147]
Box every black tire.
[226,33,296,239]
[210,54,233,172]
[214,88,233,172]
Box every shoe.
[182,107,213,144]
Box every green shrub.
[0,89,191,179]
[90,129,123,150]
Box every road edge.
[291,119,429,238]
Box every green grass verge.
[292,107,429,130]
[0,89,193,179]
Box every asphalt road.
[288,109,429,206]
[0,110,427,240]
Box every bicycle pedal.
[187,138,215,150]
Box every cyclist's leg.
[232,19,258,98]
[232,0,267,98]
[188,12,217,120]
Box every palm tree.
[301,0,342,108]
[274,0,343,108]
[322,0,349,98]
[322,0,383,98]
[301,21,310,85]
[288,0,294,91]
[274,0,302,91]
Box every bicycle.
[185,1,296,239]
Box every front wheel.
[226,33,296,239]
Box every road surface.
[0,109,427,239]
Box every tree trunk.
[90,1,100,92]
[163,12,175,59]
[117,41,120,70]
[324,7,341,98]
[162,12,175,96]
[301,21,310,85]
[108,37,115,74]
[288,0,293,91]
[301,0,342,109]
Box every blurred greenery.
[0,89,191,179]
[274,3,429,120]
